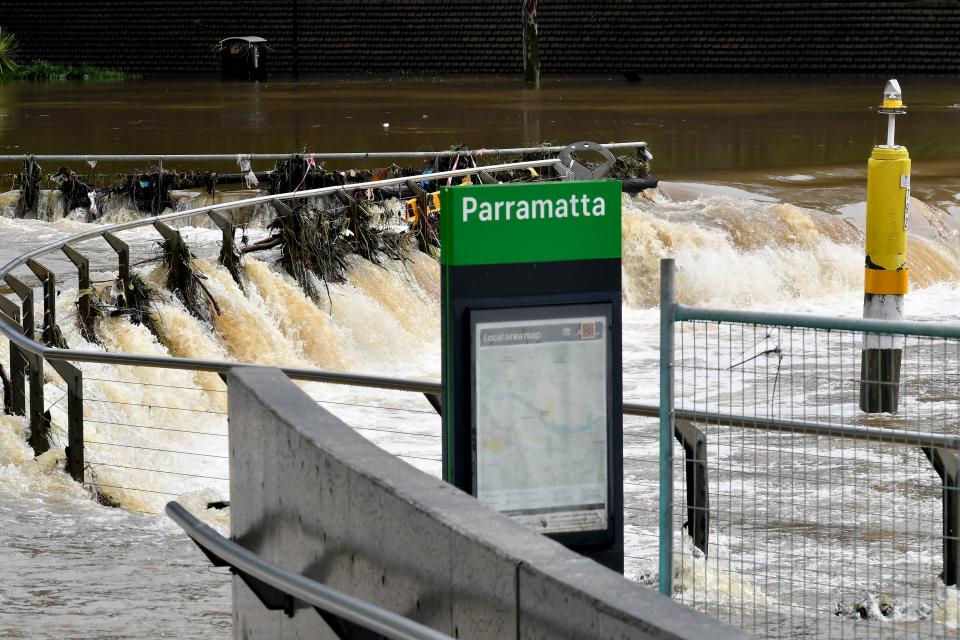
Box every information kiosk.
[440,179,623,572]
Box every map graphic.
[474,314,608,534]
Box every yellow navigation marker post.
[860,79,910,413]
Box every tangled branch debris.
[267,155,434,196]
[608,154,651,180]
[15,158,41,218]
[268,202,352,300]
[41,321,68,350]
[220,232,245,291]
[85,469,123,508]
[51,167,93,219]
[75,292,103,346]
[112,273,161,339]
[336,190,386,263]
[159,233,221,324]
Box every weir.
[2,135,960,638]
[0,143,655,223]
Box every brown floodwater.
[3,75,960,212]
[1,75,959,171]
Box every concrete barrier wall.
[228,367,745,639]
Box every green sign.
[439,180,622,266]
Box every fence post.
[103,232,130,299]
[4,275,34,342]
[25,259,59,346]
[522,0,540,89]
[675,419,709,557]
[24,350,47,456]
[922,447,960,586]
[659,258,676,596]
[405,179,432,223]
[0,294,25,416]
[3,275,48,454]
[61,245,97,344]
[8,348,25,417]
[153,219,179,242]
[47,359,83,483]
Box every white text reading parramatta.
[461,195,607,222]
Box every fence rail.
[0,141,649,164]
[166,501,454,640]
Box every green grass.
[0,27,136,81]
[5,60,136,81]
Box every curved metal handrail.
[0,157,562,370]
[166,501,453,640]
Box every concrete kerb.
[226,367,745,640]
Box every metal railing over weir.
[0,141,649,164]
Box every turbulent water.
[4,180,960,638]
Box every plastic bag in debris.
[236,153,259,188]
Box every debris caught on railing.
[15,157,41,218]
[158,231,221,323]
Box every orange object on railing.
[404,192,441,224]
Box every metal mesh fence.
[671,319,960,638]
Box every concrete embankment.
[228,367,745,639]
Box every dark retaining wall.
[227,367,744,639]
[4,1,960,75]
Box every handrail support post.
[62,246,97,344]
[48,359,83,483]
[26,259,58,345]
[103,232,131,303]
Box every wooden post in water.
[522,0,540,89]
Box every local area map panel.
[473,312,608,534]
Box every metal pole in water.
[860,79,910,414]
[522,0,540,89]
